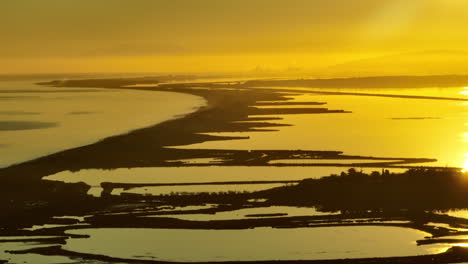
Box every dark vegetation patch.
[1,76,465,263]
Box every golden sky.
[2,0,468,75]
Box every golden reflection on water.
[460,87,468,96]
[0,81,205,167]
[463,154,468,172]
[181,87,468,168]
[453,243,468,247]
[463,130,468,172]
[63,227,444,261]
[433,236,468,251]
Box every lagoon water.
[0,81,205,168]
[8,82,466,170]
[44,166,403,186]
[178,87,468,168]
[3,81,467,262]
[112,183,288,196]
[44,166,406,197]
[151,206,340,221]
[64,227,445,262]
[0,239,75,264]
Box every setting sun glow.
[4,1,468,263]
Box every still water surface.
[64,227,445,261]
[3,82,467,261]
[44,166,403,186]
[151,206,339,221]
[178,87,468,168]
[0,81,205,167]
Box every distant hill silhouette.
[245,74,468,88]
[326,50,468,77]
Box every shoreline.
[0,84,207,169]
[0,78,442,187]
[1,76,467,263]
